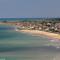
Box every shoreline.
[19,30,60,40]
[0,22,60,40]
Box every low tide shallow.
[0,25,60,60]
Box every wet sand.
[19,30,60,40]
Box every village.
[1,18,60,34]
[16,20,60,34]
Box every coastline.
[0,22,60,40]
[19,30,60,40]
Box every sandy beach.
[20,30,60,40]
[0,22,60,40]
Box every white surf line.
[48,38,60,42]
[15,29,18,31]
[56,46,60,49]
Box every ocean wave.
[0,45,60,52]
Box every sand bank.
[19,30,60,40]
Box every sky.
[0,0,60,18]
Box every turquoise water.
[0,24,60,60]
[0,18,41,21]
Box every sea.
[0,18,60,60]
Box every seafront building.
[15,20,60,34]
[1,18,60,34]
